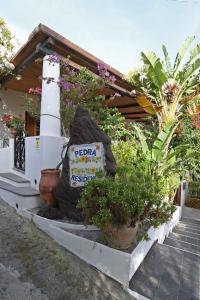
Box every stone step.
[178,221,200,231]
[0,180,39,197]
[176,223,200,235]
[164,237,200,256]
[129,242,200,300]
[0,172,30,187]
[173,227,200,239]
[169,232,200,247]
[181,217,200,227]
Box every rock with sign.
[69,143,105,188]
[51,106,116,221]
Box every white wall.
[25,136,68,189]
[0,146,12,172]
[180,181,188,207]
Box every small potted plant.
[78,175,141,250]
[1,113,25,136]
[78,163,176,250]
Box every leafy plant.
[98,107,131,141]
[131,122,195,201]
[127,36,200,132]
[0,18,15,76]
[79,131,176,235]
[1,113,24,129]
[78,165,175,231]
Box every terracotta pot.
[39,169,61,206]
[102,223,138,250]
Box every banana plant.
[132,122,194,182]
[127,36,200,131]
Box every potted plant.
[78,175,142,250]
[78,134,177,250]
[1,113,24,136]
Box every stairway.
[164,218,200,256]
[0,172,41,214]
[129,217,200,300]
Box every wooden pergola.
[1,24,148,122]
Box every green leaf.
[141,51,167,89]
[162,45,172,75]
[173,36,195,77]
[182,58,200,84]
[189,43,200,64]
[132,124,150,157]
[152,122,175,161]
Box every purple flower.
[97,63,116,83]
[57,79,74,91]
[65,99,74,108]
[108,75,116,84]
[97,63,107,71]
[69,69,77,77]
[47,54,61,65]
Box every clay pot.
[39,169,61,206]
[102,223,138,250]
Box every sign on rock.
[69,143,105,187]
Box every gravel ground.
[0,198,134,300]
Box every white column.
[40,55,61,137]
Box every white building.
[0,23,143,189]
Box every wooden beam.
[123,113,148,119]
[125,118,149,123]
[104,96,137,108]
[118,106,144,114]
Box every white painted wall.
[180,181,188,207]
[25,136,68,189]
[0,146,12,172]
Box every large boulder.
[52,106,116,221]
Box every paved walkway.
[130,207,200,300]
[0,199,133,300]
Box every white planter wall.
[20,205,181,287]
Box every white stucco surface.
[0,146,12,172]
[25,136,68,188]
[40,55,61,137]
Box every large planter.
[102,223,138,250]
[39,169,61,206]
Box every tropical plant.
[127,36,200,131]
[131,122,195,201]
[172,115,200,178]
